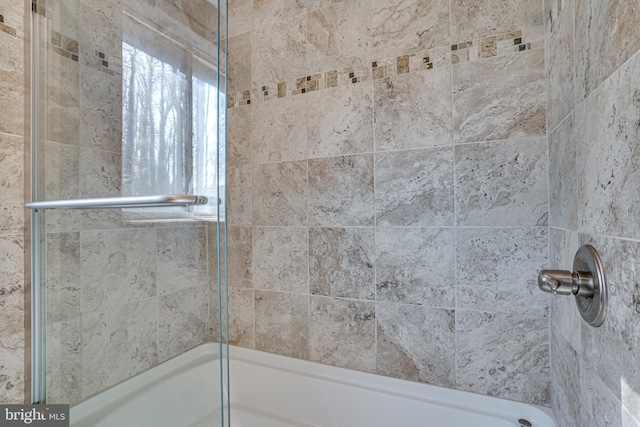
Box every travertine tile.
[457,227,549,317]
[0,133,24,234]
[450,0,543,45]
[375,147,454,226]
[252,161,308,226]
[580,365,626,427]
[549,228,581,352]
[82,298,157,398]
[574,0,640,101]
[254,291,309,359]
[376,227,455,307]
[453,49,546,143]
[79,63,122,153]
[0,234,24,404]
[549,114,578,230]
[307,84,373,158]
[0,31,24,136]
[545,0,576,131]
[371,0,450,59]
[47,318,82,404]
[373,68,452,151]
[307,0,371,72]
[579,234,640,421]
[455,139,548,227]
[228,0,253,37]
[308,154,374,226]
[158,286,209,362]
[251,0,307,90]
[310,296,376,372]
[551,326,581,427]
[227,226,252,288]
[251,96,307,163]
[79,148,121,198]
[78,0,123,59]
[81,229,156,313]
[45,53,80,144]
[309,227,375,300]
[227,165,252,226]
[252,227,308,293]
[576,52,640,239]
[377,302,455,387]
[156,226,208,295]
[227,104,251,167]
[228,288,255,347]
[44,141,81,233]
[456,310,550,405]
[228,33,251,92]
[47,232,81,322]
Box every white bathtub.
[71,343,557,427]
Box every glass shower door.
[29,0,229,424]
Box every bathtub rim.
[70,342,557,426]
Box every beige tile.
[0,31,24,136]
[375,147,454,226]
[252,161,308,226]
[307,84,373,158]
[158,286,209,362]
[309,227,375,300]
[456,227,549,317]
[252,227,308,293]
[228,33,251,92]
[79,148,121,198]
[227,165,252,226]
[373,68,452,151]
[308,154,374,226]
[306,0,371,72]
[0,133,24,234]
[377,303,455,387]
[452,49,546,143]
[575,0,640,101]
[450,0,544,45]
[82,298,157,398]
[156,226,208,295]
[45,53,80,144]
[80,229,156,313]
[251,96,307,163]
[227,104,251,167]
[227,226,252,288]
[371,0,450,59]
[309,296,375,372]
[545,0,576,131]
[376,227,455,307]
[228,288,255,347]
[456,310,550,405]
[47,317,82,404]
[549,114,578,230]
[228,0,253,37]
[455,139,548,227]
[255,290,309,359]
[46,232,81,323]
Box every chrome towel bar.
[25,194,209,210]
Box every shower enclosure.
[27,0,230,423]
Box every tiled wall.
[226,0,550,405]
[34,0,218,404]
[546,0,640,425]
[0,0,26,404]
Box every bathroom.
[0,0,638,426]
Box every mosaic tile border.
[0,8,17,37]
[228,29,537,109]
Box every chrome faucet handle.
[536,245,607,327]
[537,269,594,297]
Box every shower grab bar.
[25,194,209,210]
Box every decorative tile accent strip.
[451,30,533,64]
[0,8,17,37]
[228,29,534,109]
[32,0,46,17]
[49,31,79,62]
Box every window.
[122,14,225,221]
